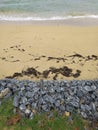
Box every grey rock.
[31,103,37,109]
[81,112,87,119]
[66,104,74,112]
[20,86,25,91]
[0,88,10,98]
[90,102,96,112]
[84,85,95,92]
[13,95,20,107]
[25,91,33,98]
[71,101,79,108]
[91,85,96,91]
[29,112,34,119]
[60,105,65,111]
[80,104,86,112]
[19,104,26,112]
[85,104,91,111]
[4,92,12,98]
[41,104,48,112]
[94,112,98,120]
[55,100,60,107]
[20,97,27,104]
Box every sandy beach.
[0,23,98,80]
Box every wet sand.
[0,23,98,80]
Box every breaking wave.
[0,15,98,21]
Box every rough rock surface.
[0,79,98,122]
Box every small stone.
[21,97,27,104]
[0,88,10,98]
[90,102,96,112]
[25,109,31,118]
[81,112,87,119]
[94,112,98,121]
[55,100,60,107]
[13,95,20,107]
[84,85,95,92]
[65,111,70,117]
[60,105,65,111]
[25,91,33,98]
[91,85,96,91]
[20,86,25,91]
[32,109,37,115]
[41,104,48,112]
[29,112,34,119]
[19,104,26,112]
[13,108,17,114]
[66,105,74,112]
[80,104,85,112]
[31,103,37,109]
[70,101,79,108]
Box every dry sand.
[0,23,98,80]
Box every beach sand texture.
[0,24,98,80]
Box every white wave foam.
[0,15,98,21]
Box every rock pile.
[0,79,98,121]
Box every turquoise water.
[0,0,98,21]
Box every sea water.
[0,0,98,21]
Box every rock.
[31,103,37,109]
[25,109,31,118]
[91,85,96,91]
[20,97,27,104]
[41,104,48,112]
[25,91,33,98]
[94,112,98,121]
[84,85,96,92]
[80,104,86,112]
[13,95,20,107]
[29,112,34,119]
[70,101,79,108]
[20,86,25,91]
[66,104,74,112]
[81,112,87,119]
[55,100,60,107]
[19,104,26,112]
[60,105,65,111]
[65,111,70,117]
[0,88,10,98]
[90,102,96,112]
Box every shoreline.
[0,18,98,26]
